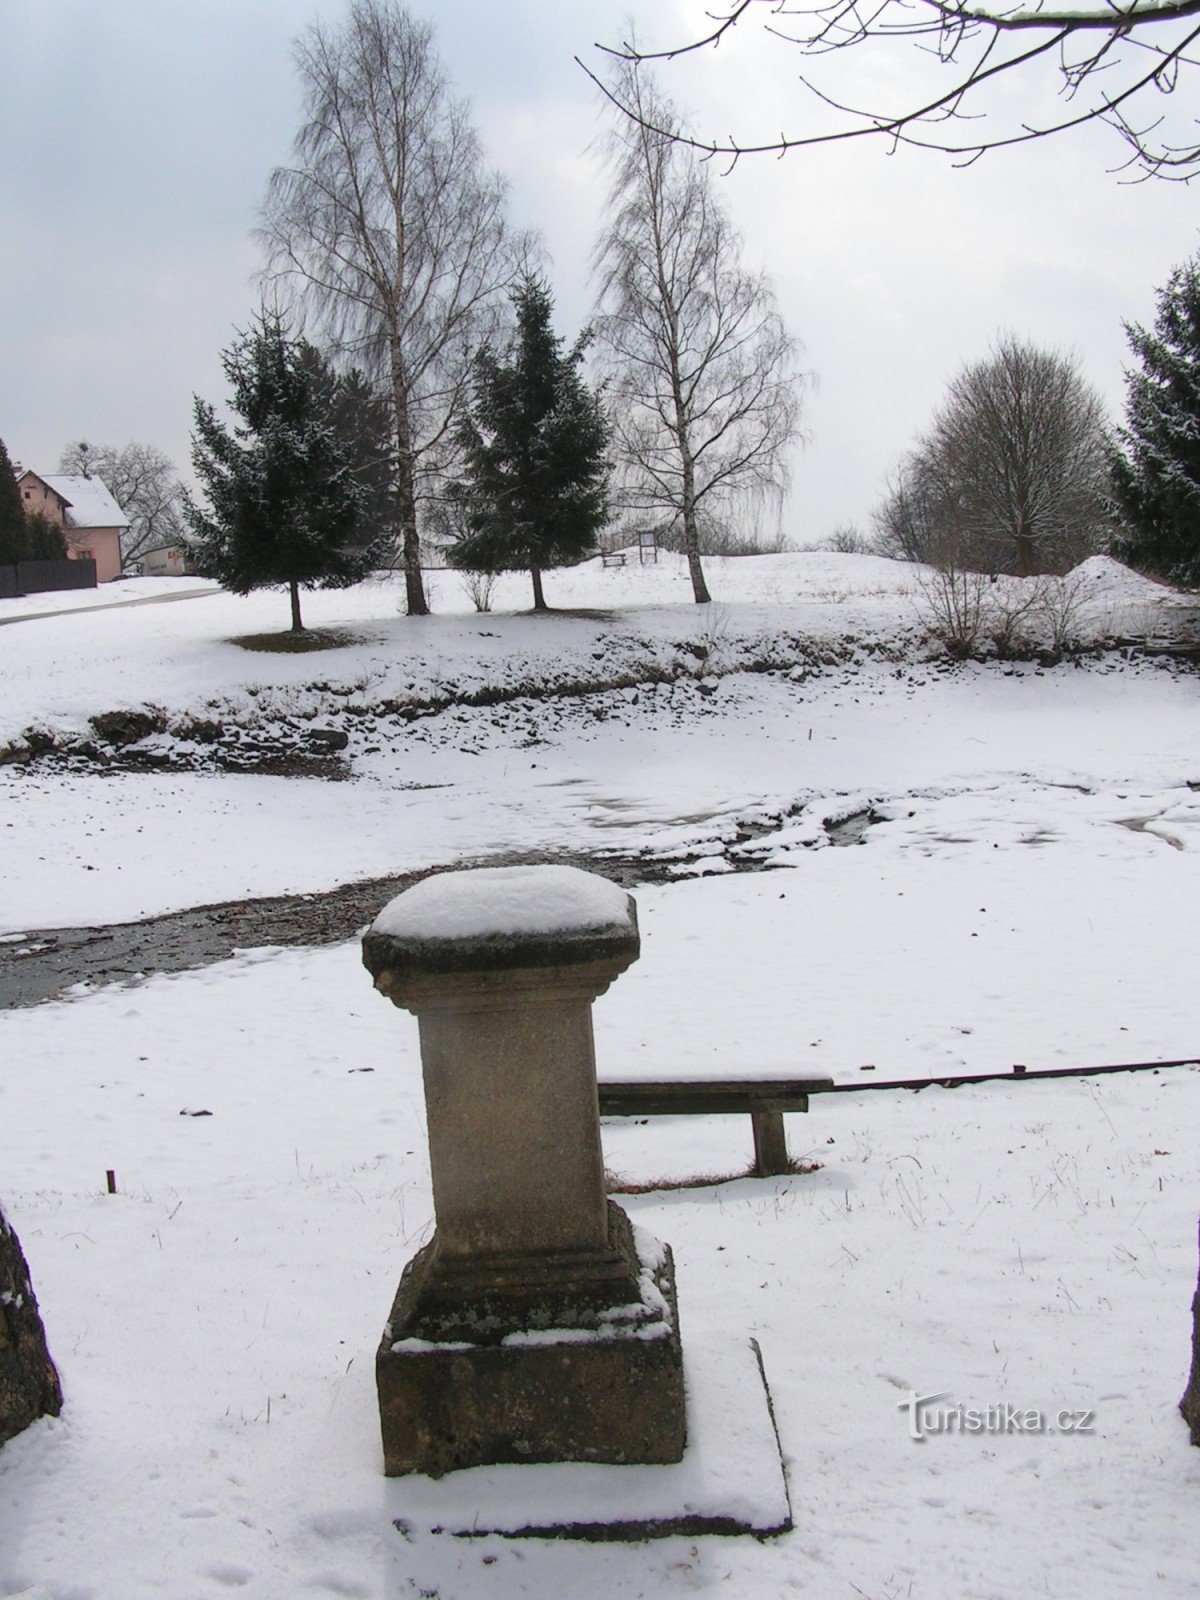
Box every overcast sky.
[3,0,1197,545]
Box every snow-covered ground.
[1,553,1198,1597]
[0,552,1173,755]
[0,553,1194,931]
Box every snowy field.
[0,551,1192,931]
[1,553,1198,1597]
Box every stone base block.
[378,1216,685,1478]
[384,1336,791,1540]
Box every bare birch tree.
[593,62,802,605]
[258,0,523,616]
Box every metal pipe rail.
[803,1055,1200,1096]
[598,1057,1199,1178]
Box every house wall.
[65,526,122,583]
[18,476,68,524]
[17,472,124,581]
[140,545,190,577]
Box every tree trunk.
[1181,1214,1200,1445]
[1014,524,1037,578]
[682,500,711,605]
[395,459,427,616]
[679,447,711,605]
[402,519,427,617]
[0,1202,62,1447]
[530,563,547,611]
[390,357,429,619]
[289,580,304,633]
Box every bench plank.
[598,1078,832,1116]
[597,1078,834,1177]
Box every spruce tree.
[450,277,610,610]
[1111,254,1200,587]
[296,349,397,554]
[24,512,66,562]
[0,437,28,565]
[187,312,381,631]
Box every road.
[0,585,219,626]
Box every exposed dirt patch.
[89,708,168,746]
[0,847,715,1010]
[231,627,367,654]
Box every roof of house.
[15,468,66,504]
[39,474,130,529]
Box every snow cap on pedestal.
[362,863,638,977]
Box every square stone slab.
[384,1336,791,1541]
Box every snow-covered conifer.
[1111,255,1200,587]
[187,313,383,631]
[449,277,610,611]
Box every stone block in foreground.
[363,864,686,1478]
[384,1337,790,1541]
[379,1210,685,1478]
[0,1203,63,1447]
[1181,1213,1200,1446]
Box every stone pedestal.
[363,865,686,1478]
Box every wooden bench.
[597,1077,834,1177]
[601,551,628,568]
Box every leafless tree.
[593,60,803,605]
[821,521,872,554]
[872,467,938,564]
[586,0,1200,180]
[58,440,187,571]
[878,336,1110,576]
[259,0,526,616]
